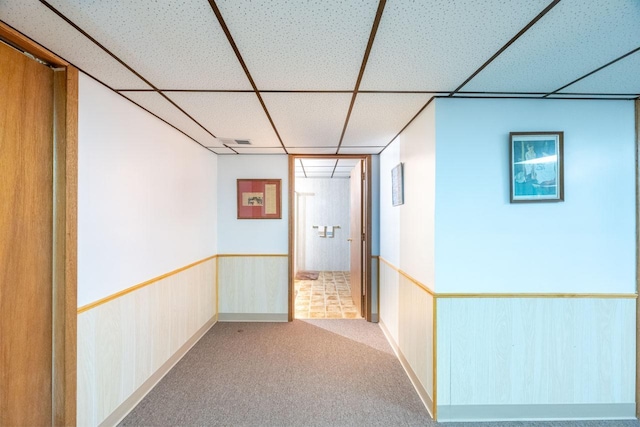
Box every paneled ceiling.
[295,158,360,179]
[2,1,638,155]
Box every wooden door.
[349,160,363,317]
[0,41,55,426]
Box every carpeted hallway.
[120,320,640,427]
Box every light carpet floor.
[120,320,640,427]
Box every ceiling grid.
[0,0,637,156]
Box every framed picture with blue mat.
[510,132,564,203]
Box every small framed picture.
[237,179,282,219]
[391,163,404,206]
[510,132,564,203]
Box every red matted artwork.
[236,179,282,219]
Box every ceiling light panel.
[463,0,640,93]
[558,51,640,95]
[122,91,221,147]
[165,92,281,148]
[215,0,378,90]
[338,146,383,155]
[262,93,352,148]
[342,93,433,147]
[46,0,252,89]
[360,0,552,91]
[304,171,336,178]
[1,0,150,89]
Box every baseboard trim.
[98,316,217,427]
[218,313,288,322]
[379,319,434,418]
[437,403,637,422]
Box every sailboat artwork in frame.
[510,132,564,203]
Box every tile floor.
[294,271,360,319]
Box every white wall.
[217,155,288,254]
[217,155,289,320]
[435,98,636,293]
[379,105,436,286]
[77,72,218,426]
[378,102,437,413]
[78,73,218,307]
[295,178,350,271]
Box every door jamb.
[0,22,78,426]
[288,154,372,322]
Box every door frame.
[0,22,78,426]
[288,154,372,321]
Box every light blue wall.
[435,98,636,293]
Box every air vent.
[220,138,251,145]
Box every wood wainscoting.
[77,256,217,427]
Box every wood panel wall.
[77,258,217,426]
[218,255,289,321]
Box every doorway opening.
[288,155,372,321]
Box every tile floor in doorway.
[294,271,360,319]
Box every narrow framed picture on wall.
[391,163,404,206]
[237,179,282,219]
[510,132,564,203]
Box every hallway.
[119,320,640,427]
[120,320,430,426]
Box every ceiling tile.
[463,0,640,93]
[232,147,286,154]
[210,146,238,154]
[47,0,251,89]
[360,0,552,91]
[165,92,281,148]
[121,91,221,147]
[453,93,544,98]
[262,93,352,148]
[337,159,361,167]
[546,94,639,100]
[216,0,378,90]
[288,147,339,155]
[1,0,150,89]
[301,159,338,168]
[338,146,383,155]
[342,93,433,147]
[558,50,640,95]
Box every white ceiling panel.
[338,159,361,167]
[300,159,337,167]
[288,147,338,155]
[165,92,281,148]
[262,93,352,148]
[360,0,552,91]
[558,51,640,95]
[0,0,151,89]
[121,91,221,147]
[463,0,640,93]
[342,93,433,147]
[209,147,237,154]
[232,147,286,154]
[453,93,544,98]
[47,0,251,89]
[216,0,378,90]
[338,146,383,155]
[546,94,639,99]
